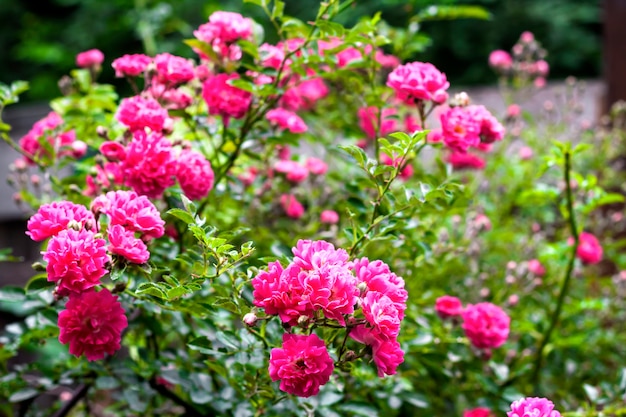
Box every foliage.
[0,1,623,417]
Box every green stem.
[530,149,579,391]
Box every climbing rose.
[358,107,397,139]
[467,105,505,144]
[281,75,328,111]
[386,61,449,104]
[76,49,104,68]
[91,190,165,240]
[435,295,464,319]
[349,325,404,377]
[44,229,109,295]
[266,108,308,133]
[274,160,308,183]
[488,50,513,71]
[154,53,195,85]
[464,407,492,417]
[462,302,510,349]
[58,289,128,361]
[573,232,603,265]
[107,224,150,264]
[202,73,252,122]
[320,210,339,224]
[100,141,127,162]
[19,111,76,165]
[305,157,328,175]
[448,152,486,170]
[176,149,214,201]
[121,130,177,198]
[268,333,334,397]
[362,291,402,340]
[194,11,253,44]
[507,397,561,417]
[280,194,305,219]
[116,96,169,132]
[381,153,414,180]
[27,201,95,241]
[111,54,152,77]
[440,107,481,153]
[527,259,546,276]
[352,258,408,320]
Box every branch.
[51,383,90,417]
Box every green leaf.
[0,286,25,302]
[272,0,285,19]
[9,388,38,403]
[167,208,195,225]
[136,283,167,299]
[167,286,188,300]
[416,5,491,21]
[25,275,53,292]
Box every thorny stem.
[530,149,578,391]
[51,384,91,417]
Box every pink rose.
[320,210,339,224]
[100,141,127,162]
[107,224,150,264]
[76,49,104,68]
[202,73,252,123]
[435,295,464,319]
[464,407,492,417]
[280,194,305,219]
[387,61,449,104]
[448,152,486,170]
[274,160,308,183]
[111,54,152,77]
[488,50,512,71]
[58,289,128,361]
[154,53,195,85]
[572,232,603,265]
[305,157,327,175]
[26,201,95,242]
[507,397,561,417]
[44,229,109,295]
[116,96,169,132]
[527,259,546,276]
[269,333,334,397]
[176,149,214,201]
[462,302,510,349]
[440,107,481,153]
[266,108,308,133]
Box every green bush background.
[0,0,601,102]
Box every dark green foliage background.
[0,0,601,101]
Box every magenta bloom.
[252,261,311,325]
[100,141,127,162]
[91,190,165,240]
[44,229,109,295]
[274,160,308,183]
[76,49,104,68]
[358,106,398,140]
[435,295,464,319]
[467,105,505,144]
[462,302,510,349]
[305,157,328,175]
[280,194,305,219]
[112,54,152,77]
[27,201,95,242]
[19,111,76,165]
[58,289,128,361]
[268,333,334,397]
[259,43,286,70]
[202,73,252,122]
[107,224,150,264]
[350,326,404,377]
[320,210,339,224]
[121,130,177,198]
[381,153,414,180]
[194,11,253,45]
[176,149,215,201]
[291,240,350,271]
[362,291,401,340]
[281,76,329,111]
[574,232,603,265]
[154,53,195,85]
[527,259,546,276]
[448,152,486,170]
[488,50,513,71]
[464,407,492,417]
[116,96,169,132]
[353,258,408,320]
[507,397,561,417]
[440,107,481,153]
[386,61,449,104]
[266,108,308,133]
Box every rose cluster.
[251,240,408,397]
[435,295,510,350]
[489,31,550,89]
[25,191,165,360]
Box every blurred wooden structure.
[604,0,626,113]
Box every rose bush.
[0,1,625,416]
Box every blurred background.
[0,0,602,102]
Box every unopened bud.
[30,175,40,186]
[96,126,109,139]
[357,282,368,296]
[32,262,46,271]
[67,220,81,231]
[452,92,471,107]
[297,315,310,327]
[243,312,258,327]
[343,350,357,362]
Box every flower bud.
[243,312,258,327]
[96,126,109,139]
[31,261,46,271]
[357,281,368,296]
[67,220,82,231]
[297,315,310,327]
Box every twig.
[51,383,91,417]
